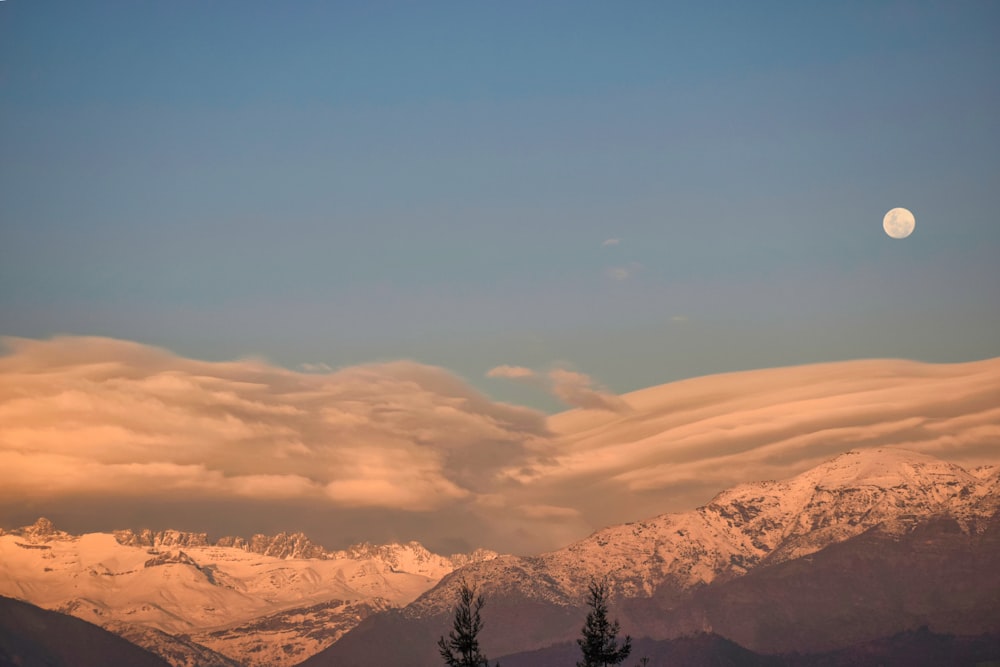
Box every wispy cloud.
[601,238,620,247]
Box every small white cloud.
[602,238,620,247]
[671,315,689,322]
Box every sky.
[1,1,999,555]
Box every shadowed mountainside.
[496,629,1000,667]
[0,595,171,667]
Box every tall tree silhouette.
[438,579,497,667]
[577,578,631,667]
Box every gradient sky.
[1,2,999,555]
[2,1,999,410]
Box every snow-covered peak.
[0,522,491,667]
[694,447,992,567]
[793,447,981,490]
[7,519,498,581]
[408,447,999,616]
[330,541,499,579]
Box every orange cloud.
[0,336,545,512]
[2,336,997,555]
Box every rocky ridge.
[109,527,498,574]
[0,519,499,667]
[409,448,999,614]
[309,447,1000,666]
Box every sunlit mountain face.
[3,447,998,666]
[0,518,498,666]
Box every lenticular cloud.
[0,336,546,512]
[1,336,998,555]
[525,356,1000,531]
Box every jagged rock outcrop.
[111,527,499,571]
[6,517,72,543]
[143,550,200,569]
[114,528,209,549]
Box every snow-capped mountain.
[408,448,996,609]
[110,526,496,577]
[310,447,1000,666]
[4,447,996,667]
[0,520,498,667]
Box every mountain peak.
[403,448,996,620]
[801,447,974,487]
[4,517,71,542]
[28,517,57,537]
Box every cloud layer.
[1,336,998,555]
[0,336,545,515]
[486,364,629,413]
[523,357,1000,530]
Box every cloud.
[513,357,1000,534]
[486,365,537,380]
[1,336,997,556]
[602,238,620,247]
[487,364,628,413]
[546,368,630,413]
[671,315,689,322]
[299,362,333,373]
[0,336,546,518]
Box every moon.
[883,207,915,239]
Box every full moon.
[883,207,915,239]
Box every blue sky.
[2,0,998,411]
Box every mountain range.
[2,447,998,666]
[0,519,497,666]
[308,447,1000,666]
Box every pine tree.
[438,579,497,667]
[577,578,632,667]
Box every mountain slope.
[0,595,171,667]
[497,629,1000,667]
[0,521,496,667]
[621,513,1000,652]
[308,448,1000,666]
